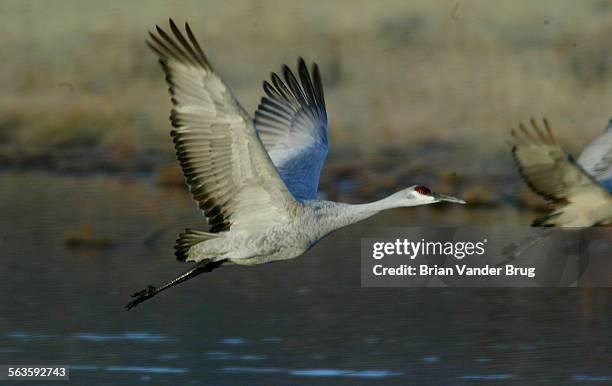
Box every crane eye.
[415,186,432,196]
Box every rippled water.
[0,171,610,385]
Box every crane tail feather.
[175,228,219,261]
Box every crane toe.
[125,285,158,310]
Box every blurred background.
[3,0,612,202]
[0,1,611,384]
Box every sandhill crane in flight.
[498,118,612,263]
[511,118,612,227]
[126,20,465,310]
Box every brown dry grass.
[1,0,611,164]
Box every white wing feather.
[148,20,297,248]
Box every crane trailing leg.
[126,259,226,310]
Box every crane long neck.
[327,192,408,230]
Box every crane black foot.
[126,285,158,310]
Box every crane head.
[408,185,466,205]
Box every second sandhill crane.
[126,19,465,309]
[511,118,612,227]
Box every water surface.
[0,172,610,385]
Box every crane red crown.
[415,186,432,196]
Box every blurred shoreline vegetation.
[0,1,611,188]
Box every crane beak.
[434,193,466,204]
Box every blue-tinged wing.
[577,119,612,192]
[254,58,328,201]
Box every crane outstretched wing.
[253,59,328,201]
[576,119,612,191]
[148,20,297,238]
[511,118,612,226]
